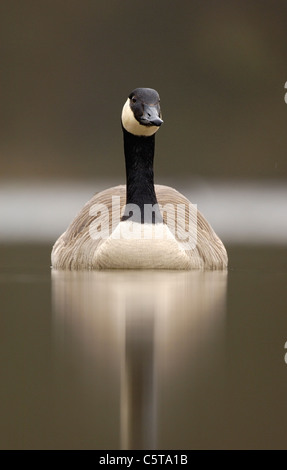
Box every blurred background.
[1,0,287,242]
[1,1,287,450]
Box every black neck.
[122,127,161,223]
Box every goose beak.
[149,117,164,127]
[140,105,163,127]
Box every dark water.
[0,244,286,450]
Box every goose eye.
[131,96,137,103]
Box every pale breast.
[94,221,193,269]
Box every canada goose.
[51,88,228,270]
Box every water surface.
[0,244,286,449]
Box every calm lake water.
[0,244,286,450]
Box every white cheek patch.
[121,99,160,137]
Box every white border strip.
[0,180,286,243]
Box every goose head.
[121,87,163,136]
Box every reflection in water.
[52,269,227,450]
